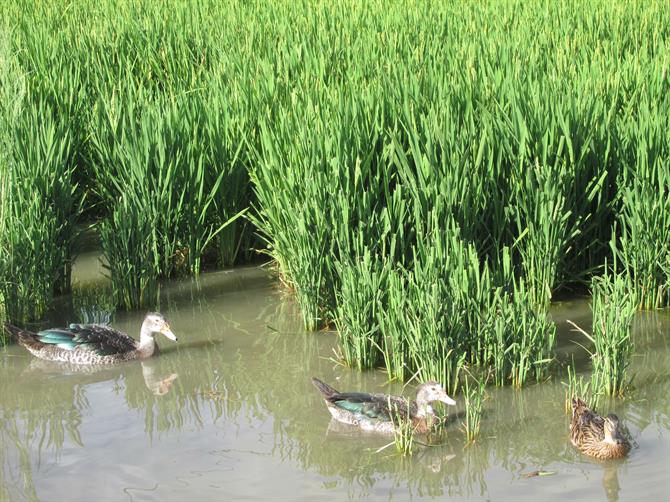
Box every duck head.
[604,414,627,445]
[416,381,457,407]
[142,312,177,342]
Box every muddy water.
[1,258,669,501]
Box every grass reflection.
[0,269,669,500]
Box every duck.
[4,312,177,365]
[570,396,631,460]
[311,377,456,434]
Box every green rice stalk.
[389,397,415,457]
[462,377,486,444]
[590,270,636,396]
[562,358,595,414]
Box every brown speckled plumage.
[4,313,177,365]
[570,397,631,460]
[311,377,456,434]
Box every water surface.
[1,260,669,501]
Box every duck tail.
[3,322,23,341]
[3,322,38,346]
[571,396,589,414]
[311,377,339,398]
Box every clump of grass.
[99,194,161,310]
[462,377,486,444]
[91,87,246,308]
[590,271,636,396]
[506,283,557,389]
[511,160,579,308]
[614,133,670,309]
[562,358,595,414]
[333,251,389,370]
[0,98,79,323]
[388,398,415,457]
[568,270,636,397]
[481,281,556,388]
[251,89,392,330]
[375,219,471,389]
[379,268,467,388]
[0,28,81,323]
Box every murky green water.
[1,256,669,501]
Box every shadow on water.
[1,266,669,501]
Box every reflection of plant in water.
[632,310,667,346]
[117,274,305,440]
[222,337,489,497]
[0,356,90,501]
[180,286,494,498]
[3,364,88,455]
[1,418,39,502]
[486,385,568,473]
[620,324,670,432]
[3,267,668,500]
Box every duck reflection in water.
[141,362,178,396]
[23,358,178,396]
[602,464,621,502]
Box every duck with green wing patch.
[311,377,456,434]
[4,312,177,365]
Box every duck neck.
[415,399,435,419]
[138,323,156,356]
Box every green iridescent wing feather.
[36,325,136,356]
[333,392,410,421]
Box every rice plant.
[462,377,486,444]
[569,270,636,396]
[0,23,82,323]
[388,397,415,457]
[510,160,579,308]
[373,216,471,389]
[99,194,161,310]
[505,282,557,388]
[333,251,389,370]
[562,358,595,414]
[1,0,669,386]
[0,97,79,323]
[614,104,670,309]
[589,272,637,396]
[90,88,246,307]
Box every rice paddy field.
[0,0,669,499]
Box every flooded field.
[1,260,669,501]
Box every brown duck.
[570,397,631,460]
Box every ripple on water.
[1,266,669,501]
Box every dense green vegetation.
[0,0,668,391]
[569,270,637,397]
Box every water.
[1,258,669,501]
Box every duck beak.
[440,394,457,406]
[161,325,178,342]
